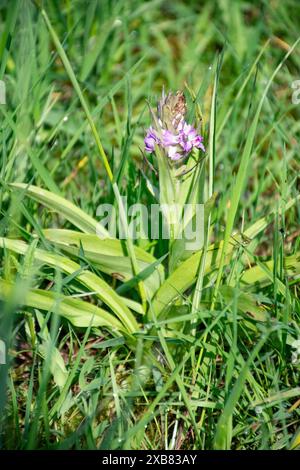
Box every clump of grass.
[0,0,300,451]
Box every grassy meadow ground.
[0,0,300,450]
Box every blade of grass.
[41,8,147,311]
[213,330,270,449]
[212,37,300,309]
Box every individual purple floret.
[144,127,160,153]
[177,122,205,154]
[144,90,205,162]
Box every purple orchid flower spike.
[144,90,205,162]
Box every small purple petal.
[167,145,182,161]
[162,130,179,146]
[182,140,193,152]
[144,127,159,153]
[178,123,205,154]
[193,135,206,152]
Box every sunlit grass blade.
[42,229,165,297]
[11,182,108,236]
[0,236,140,333]
[41,8,148,309]
[152,195,299,316]
[0,278,126,332]
[213,332,270,449]
[212,37,300,307]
